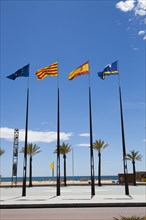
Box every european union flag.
[97,61,119,80]
[7,64,29,80]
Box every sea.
[0,175,118,182]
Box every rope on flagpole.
[57,62,60,196]
[22,64,30,196]
[117,61,129,196]
[88,61,95,197]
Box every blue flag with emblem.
[98,61,119,80]
[7,64,29,80]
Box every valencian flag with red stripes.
[36,62,58,80]
[68,61,89,80]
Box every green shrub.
[113,216,146,220]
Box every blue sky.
[0,0,145,178]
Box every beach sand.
[0,179,117,187]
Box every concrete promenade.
[0,184,146,209]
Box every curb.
[0,183,146,188]
[1,202,146,209]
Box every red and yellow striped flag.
[68,61,89,80]
[36,62,58,80]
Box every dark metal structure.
[11,128,19,187]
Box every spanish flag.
[68,61,89,80]
[36,62,58,80]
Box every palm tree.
[126,150,142,186]
[54,142,71,186]
[0,148,5,156]
[93,139,109,186]
[20,143,41,187]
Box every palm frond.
[93,139,109,152]
[126,150,142,162]
[0,148,5,156]
[54,142,71,155]
[20,143,41,156]
[113,216,144,220]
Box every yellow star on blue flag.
[98,61,119,80]
[7,64,29,80]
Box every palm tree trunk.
[98,152,101,186]
[29,155,32,187]
[132,160,136,186]
[63,154,67,186]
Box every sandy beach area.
[0,179,117,187]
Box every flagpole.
[52,168,54,178]
[22,66,30,197]
[52,162,54,177]
[117,68,129,196]
[88,62,95,197]
[72,148,74,183]
[56,68,60,196]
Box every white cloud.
[138,30,145,35]
[0,127,72,143]
[116,0,146,15]
[134,0,146,16]
[79,133,90,137]
[116,0,146,40]
[133,47,139,50]
[41,121,49,125]
[116,0,135,12]
[77,143,89,147]
[138,31,146,40]
[135,8,146,15]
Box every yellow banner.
[50,162,54,170]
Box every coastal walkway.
[0,185,146,209]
